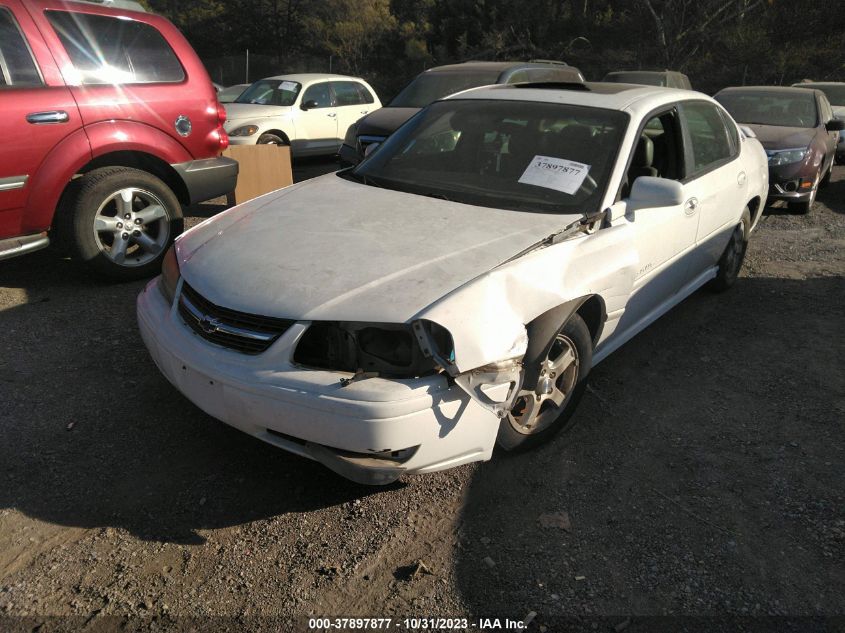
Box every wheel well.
[747,196,761,225]
[76,151,189,205]
[262,130,291,145]
[575,295,605,346]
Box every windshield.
[716,91,819,128]
[389,71,501,108]
[348,99,628,214]
[235,79,301,106]
[805,85,845,106]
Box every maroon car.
[0,0,237,278]
[715,86,842,213]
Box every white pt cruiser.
[137,82,768,484]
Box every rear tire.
[709,208,750,292]
[496,314,592,452]
[57,167,183,281]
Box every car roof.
[261,73,367,85]
[605,70,687,77]
[717,85,821,96]
[426,61,569,73]
[447,82,711,115]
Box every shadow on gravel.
[0,253,395,543]
[453,275,845,623]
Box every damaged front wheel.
[497,314,592,451]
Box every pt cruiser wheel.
[60,167,183,280]
[497,314,592,451]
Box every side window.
[46,10,184,84]
[681,101,735,175]
[0,8,42,87]
[717,107,740,154]
[819,95,833,123]
[332,81,364,106]
[356,83,375,104]
[622,109,684,198]
[302,82,333,108]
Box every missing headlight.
[293,322,452,378]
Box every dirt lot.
[0,159,843,632]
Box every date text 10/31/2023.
[307,617,530,630]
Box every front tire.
[257,133,286,146]
[496,314,592,451]
[58,167,183,280]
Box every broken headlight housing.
[158,245,180,305]
[293,321,453,378]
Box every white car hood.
[177,174,580,323]
[223,102,292,124]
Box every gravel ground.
[0,159,842,633]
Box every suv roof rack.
[70,0,147,12]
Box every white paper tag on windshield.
[278,81,298,92]
[518,156,590,195]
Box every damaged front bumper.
[137,279,502,485]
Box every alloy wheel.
[92,188,170,267]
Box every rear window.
[333,81,374,106]
[46,10,184,84]
[0,8,42,87]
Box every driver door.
[612,108,699,335]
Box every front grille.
[178,282,295,355]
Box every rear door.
[678,100,746,275]
[331,80,377,147]
[0,0,83,238]
[28,1,210,156]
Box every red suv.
[0,0,237,279]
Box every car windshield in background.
[235,80,301,106]
[716,91,818,128]
[349,99,628,214]
[388,71,501,108]
[808,85,845,106]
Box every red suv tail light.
[209,102,230,152]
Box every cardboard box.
[222,144,293,206]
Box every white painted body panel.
[139,84,769,481]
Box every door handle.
[683,197,699,216]
[360,110,369,115]
[326,113,337,118]
[27,111,69,124]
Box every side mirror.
[301,99,319,111]
[825,118,844,131]
[363,142,381,158]
[628,176,686,210]
[739,125,757,139]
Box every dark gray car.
[715,86,843,213]
[339,61,584,165]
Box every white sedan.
[223,73,381,156]
[138,82,768,484]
